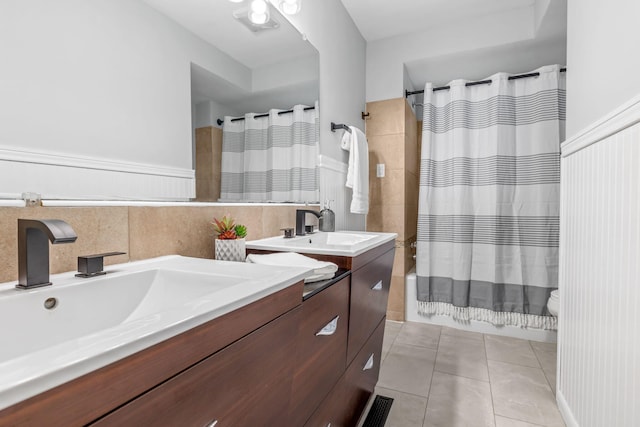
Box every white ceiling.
[141,0,319,115]
[141,0,315,69]
[340,0,536,42]
[141,0,565,112]
[343,0,567,99]
[191,62,319,113]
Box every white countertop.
[246,231,398,257]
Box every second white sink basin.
[246,231,397,256]
[290,232,376,247]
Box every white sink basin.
[0,255,308,411]
[0,269,245,364]
[303,232,376,246]
[246,231,397,256]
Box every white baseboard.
[556,390,579,427]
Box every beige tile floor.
[369,321,564,427]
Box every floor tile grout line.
[381,324,403,365]
[379,324,440,401]
[527,339,543,369]
[376,385,430,401]
[485,334,543,369]
[435,332,491,383]
[421,327,442,427]
[497,414,548,427]
[487,349,563,426]
[389,340,440,352]
[483,332,499,427]
[431,366,491,383]
[421,394,429,427]
[530,339,556,393]
[394,324,443,349]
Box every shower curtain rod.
[405,67,567,98]
[216,106,315,126]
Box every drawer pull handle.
[316,315,339,336]
[363,353,375,371]
[205,421,218,427]
[371,280,383,291]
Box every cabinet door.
[91,306,301,427]
[305,318,386,427]
[289,277,350,426]
[347,247,394,364]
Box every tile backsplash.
[0,205,301,284]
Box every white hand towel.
[341,130,351,151]
[345,126,369,214]
[245,252,338,283]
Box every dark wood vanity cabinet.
[304,242,394,426]
[305,319,386,427]
[3,240,395,427]
[289,276,350,426]
[92,306,301,427]
[347,247,394,364]
[0,283,303,427]
[247,239,396,426]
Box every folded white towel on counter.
[245,252,338,283]
[344,126,369,214]
[304,272,336,283]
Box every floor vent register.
[362,395,394,427]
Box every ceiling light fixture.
[248,0,270,25]
[279,0,301,15]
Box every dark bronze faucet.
[295,209,322,236]
[17,219,77,289]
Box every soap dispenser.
[319,200,336,232]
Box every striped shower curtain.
[416,65,565,330]
[219,102,319,203]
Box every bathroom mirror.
[179,0,320,203]
[0,0,319,202]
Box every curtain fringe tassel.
[416,301,557,330]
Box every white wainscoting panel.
[0,146,195,200]
[558,95,640,427]
[318,155,366,231]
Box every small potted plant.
[212,214,247,262]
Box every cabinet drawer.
[91,306,301,427]
[289,277,350,426]
[347,247,394,364]
[305,317,386,427]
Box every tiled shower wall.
[365,98,420,321]
[0,205,302,284]
[195,126,223,202]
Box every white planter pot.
[214,238,246,262]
